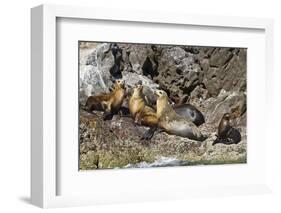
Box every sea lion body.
[226,128,241,144]
[217,114,232,139]
[155,90,207,141]
[174,104,205,126]
[139,106,158,127]
[109,43,123,79]
[213,113,241,145]
[128,84,158,127]
[129,84,158,140]
[85,80,126,119]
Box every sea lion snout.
[154,90,166,97]
[115,79,125,88]
[118,79,125,85]
[131,84,144,97]
[223,113,231,120]
[135,84,143,92]
[223,112,237,120]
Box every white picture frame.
[31,4,274,208]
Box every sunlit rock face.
[79,43,114,104]
[79,42,247,170]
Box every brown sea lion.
[155,90,207,141]
[133,85,205,126]
[85,79,126,120]
[128,84,158,140]
[213,113,241,145]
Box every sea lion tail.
[212,137,230,145]
[212,138,220,145]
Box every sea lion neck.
[156,95,169,118]
[132,88,142,98]
[114,84,121,90]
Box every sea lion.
[155,90,207,141]
[128,83,158,140]
[109,43,123,79]
[212,113,241,145]
[85,79,126,120]
[174,104,205,126]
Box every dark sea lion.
[85,79,126,120]
[109,43,123,79]
[128,83,158,140]
[213,113,241,145]
[218,113,232,139]
[226,127,241,144]
[155,90,207,141]
[174,104,205,126]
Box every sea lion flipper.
[212,137,228,145]
[119,106,130,116]
[212,139,219,146]
[141,126,157,140]
[212,137,221,145]
[102,111,114,120]
[198,134,208,142]
[134,112,143,125]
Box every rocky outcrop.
[79,110,246,170]
[79,43,115,104]
[79,42,247,170]
[201,48,246,97]
[154,46,202,104]
[79,43,246,103]
[204,90,247,124]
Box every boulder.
[201,48,247,96]
[79,43,115,104]
[154,46,202,104]
[204,90,247,124]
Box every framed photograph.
[31,4,274,208]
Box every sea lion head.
[222,113,231,120]
[132,84,143,97]
[115,79,125,89]
[155,90,168,98]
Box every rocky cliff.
[79,42,247,170]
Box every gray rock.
[78,42,247,170]
[154,46,202,104]
[79,43,116,104]
[202,48,246,96]
[204,90,246,124]
[209,48,234,67]
[79,110,246,170]
[127,44,156,75]
[122,71,159,90]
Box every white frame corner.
[31,4,274,208]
